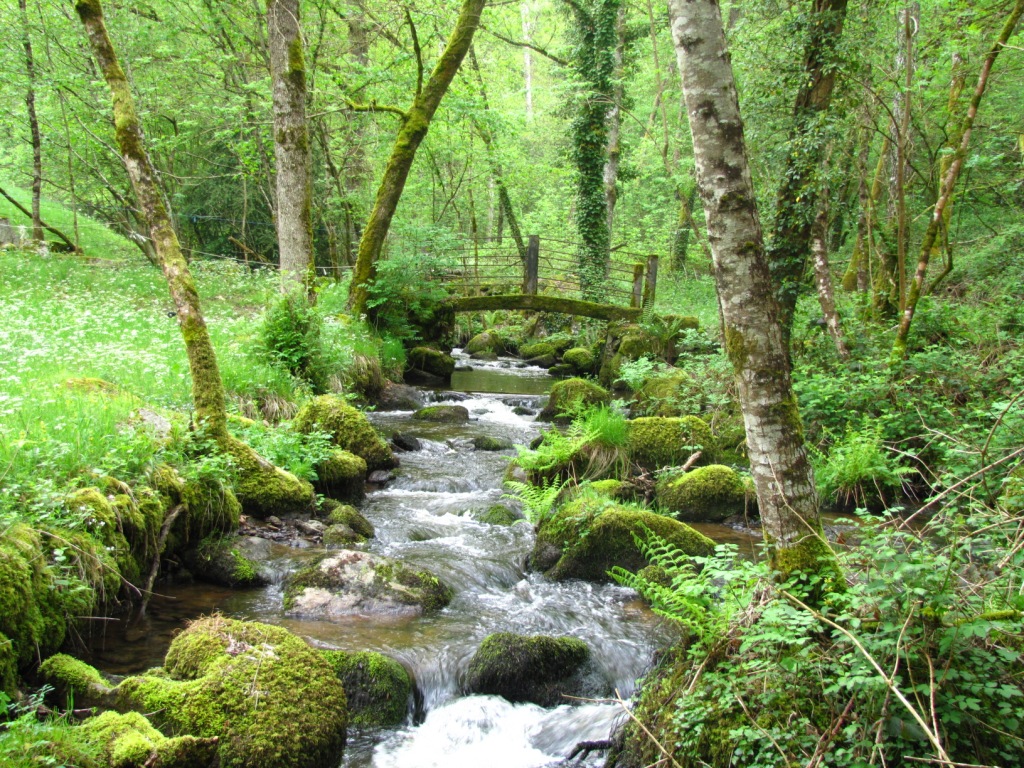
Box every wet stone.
[391,433,423,452]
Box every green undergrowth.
[614,504,1024,768]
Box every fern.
[502,477,567,524]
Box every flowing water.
[86,353,760,767]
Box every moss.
[769,532,844,594]
[464,331,507,355]
[465,633,591,706]
[65,487,140,588]
[113,616,347,768]
[180,477,242,539]
[184,534,266,588]
[321,650,412,727]
[39,653,111,706]
[283,552,452,615]
[405,347,455,384]
[472,436,514,451]
[0,631,17,697]
[225,437,316,519]
[617,329,661,360]
[561,347,595,372]
[313,449,366,504]
[323,501,375,538]
[293,395,397,472]
[632,370,703,418]
[657,465,749,523]
[412,405,470,422]
[724,325,747,370]
[477,504,523,526]
[588,479,625,499]
[322,524,363,546]
[533,497,715,582]
[539,377,610,422]
[77,710,220,768]
[626,416,717,470]
[520,341,556,360]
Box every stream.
[85,353,759,768]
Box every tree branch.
[404,7,423,95]
[479,24,568,65]
[344,98,408,120]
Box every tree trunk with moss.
[669,0,839,583]
[267,0,314,294]
[766,0,849,349]
[19,0,43,243]
[75,0,312,518]
[347,0,487,316]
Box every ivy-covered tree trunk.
[766,0,849,348]
[602,4,626,238]
[347,0,487,317]
[19,0,43,243]
[563,0,620,301]
[267,0,314,294]
[75,0,312,518]
[669,0,839,583]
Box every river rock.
[368,470,394,484]
[471,436,514,451]
[405,347,455,386]
[476,504,524,526]
[465,632,591,706]
[183,533,268,588]
[324,501,375,539]
[321,650,412,727]
[110,616,348,768]
[283,551,453,617]
[374,381,425,411]
[312,449,366,504]
[413,405,470,423]
[538,378,610,423]
[296,519,326,537]
[391,432,422,452]
[625,416,717,471]
[532,497,715,582]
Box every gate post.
[523,235,539,295]
[630,263,644,308]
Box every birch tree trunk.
[811,201,849,359]
[75,0,312,518]
[668,0,839,582]
[603,5,626,237]
[267,0,314,294]
[347,0,487,316]
[521,2,534,121]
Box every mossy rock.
[657,465,750,523]
[476,504,524,526]
[0,632,16,697]
[0,524,88,676]
[465,633,591,706]
[183,534,268,588]
[630,370,704,418]
[532,496,715,582]
[617,328,662,361]
[547,363,576,378]
[519,341,556,361]
[77,710,219,768]
[405,347,455,385]
[562,347,595,373]
[471,435,514,451]
[465,331,507,356]
[412,405,470,423]
[113,616,347,768]
[65,487,141,587]
[539,378,610,423]
[283,551,452,617]
[626,416,717,471]
[323,500,375,539]
[180,476,242,539]
[226,440,316,519]
[321,650,412,727]
[294,395,397,472]
[322,524,363,546]
[40,652,112,708]
[588,479,626,500]
[313,450,367,505]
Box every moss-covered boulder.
[0,524,89,684]
[630,370,704,418]
[519,341,557,361]
[374,381,424,411]
[113,616,347,768]
[471,435,514,451]
[476,504,524,526]
[405,347,455,385]
[465,331,507,356]
[0,632,16,697]
[412,405,470,423]
[150,465,245,543]
[39,652,112,708]
[321,650,412,727]
[322,524,363,547]
[657,465,749,523]
[183,534,268,588]
[539,378,610,423]
[65,487,143,586]
[77,711,219,768]
[294,395,397,471]
[532,496,715,582]
[226,441,316,520]
[313,450,367,504]
[283,551,452,617]
[324,501,375,538]
[561,347,595,374]
[465,633,591,706]
[626,416,716,471]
